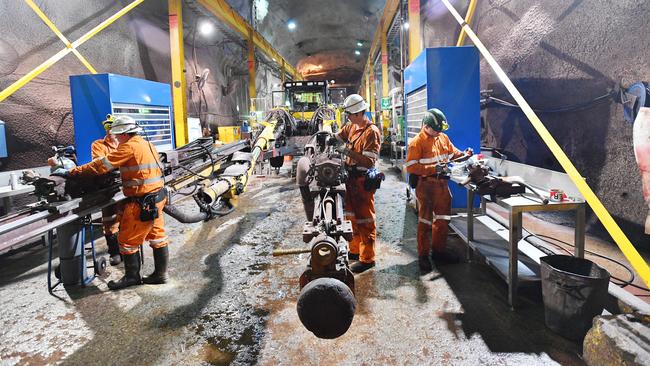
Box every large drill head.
[296,277,356,339]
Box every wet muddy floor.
[0,161,585,365]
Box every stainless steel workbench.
[463,184,587,308]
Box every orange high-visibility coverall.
[406,129,463,256]
[71,135,167,255]
[91,135,121,236]
[336,119,381,264]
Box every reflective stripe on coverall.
[406,129,462,256]
[91,135,121,235]
[338,120,381,263]
[71,135,167,255]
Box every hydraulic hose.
[163,204,209,223]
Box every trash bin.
[540,255,610,341]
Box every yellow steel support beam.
[380,19,389,99]
[195,0,298,78]
[456,0,478,47]
[408,0,422,64]
[441,0,650,288]
[0,0,144,103]
[168,0,189,146]
[247,28,256,113]
[364,76,370,101]
[369,73,375,114]
[359,0,399,94]
[24,0,97,74]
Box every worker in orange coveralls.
[406,108,472,273]
[92,115,122,266]
[334,94,382,273]
[64,115,169,290]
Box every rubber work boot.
[348,253,360,261]
[105,234,122,266]
[350,261,375,274]
[143,246,169,285]
[418,255,432,273]
[108,252,142,290]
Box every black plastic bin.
[540,255,610,341]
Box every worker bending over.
[92,115,122,266]
[406,108,472,272]
[334,94,382,273]
[64,116,169,290]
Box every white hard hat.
[109,115,143,135]
[343,94,369,114]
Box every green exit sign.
[381,97,391,110]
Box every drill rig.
[294,130,356,339]
[264,81,343,170]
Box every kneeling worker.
[334,94,382,273]
[92,115,122,265]
[66,116,169,290]
[406,108,472,272]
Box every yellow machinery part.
[292,111,315,120]
[217,126,242,144]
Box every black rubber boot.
[105,234,122,266]
[350,261,375,274]
[348,253,360,261]
[143,246,169,285]
[418,255,432,273]
[108,252,141,290]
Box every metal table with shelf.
[462,182,586,308]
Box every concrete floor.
[0,161,584,365]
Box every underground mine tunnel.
[0,0,649,365]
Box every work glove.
[335,144,350,156]
[47,156,58,167]
[435,163,450,175]
[327,136,341,147]
[50,168,70,178]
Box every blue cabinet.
[403,46,481,209]
[70,74,174,164]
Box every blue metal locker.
[403,46,481,209]
[70,74,174,164]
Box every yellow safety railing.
[440,0,650,288]
[0,0,144,103]
[456,0,478,47]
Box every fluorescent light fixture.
[354,50,361,55]
[403,22,410,30]
[287,20,296,30]
[199,21,214,35]
[330,80,335,84]
[357,41,363,47]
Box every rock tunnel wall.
[421,0,650,248]
[0,0,277,172]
